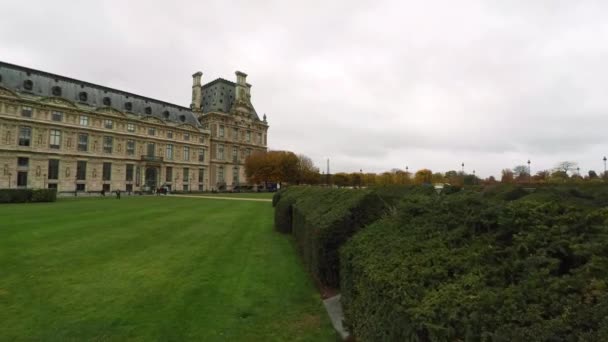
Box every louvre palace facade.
[0,61,268,193]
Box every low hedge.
[290,187,389,289]
[0,189,57,203]
[273,187,316,233]
[340,191,608,341]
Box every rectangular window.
[21,106,32,118]
[218,167,224,182]
[48,183,58,190]
[103,136,113,153]
[233,167,239,184]
[80,115,89,126]
[76,183,86,192]
[166,167,173,182]
[148,127,156,136]
[184,133,190,141]
[127,140,135,156]
[51,111,63,122]
[199,135,205,143]
[18,157,29,167]
[247,148,252,158]
[102,162,112,181]
[257,133,262,143]
[77,161,87,180]
[184,146,190,161]
[49,129,61,149]
[17,171,27,187]
[77,133,88,152]
[218,144,224,160]
[232,147,238,163]
[126,164,134,181]
[166,144,173,160]
[167,131,173,139]
[219,125,225,137]
[246,131,251,142]
[147,142,155,157]
[18,126,31,146]
[198,149,205,162]
[233,128,238,141]
[48,159,59,180]
[183,168,189,182]
[198,168,205,183]
[182,184,189,191]
[127,123,135,132]
[104,119,114,129]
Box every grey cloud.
[2,0,608,177]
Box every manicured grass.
[184,192,276,199]
[0,197,334,341]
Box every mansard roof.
[0,61,202,127]
[201,78,260,120]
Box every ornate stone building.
[0,61,268,192]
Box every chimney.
[235,71,248,101]
[191,71,203,110]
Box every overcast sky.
[2,0,608,177]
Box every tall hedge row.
[340,191,608,341]
[0,189,57,203]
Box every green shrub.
[0,189,57,203]
[273,187,315,233]
[341,191,608,341]
[31,189,57,202]
[371,185,436,206]
[290,188,389,288]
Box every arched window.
[78,92,88,102]
[23,80,33,91]
[102,97,111,106]
[51,86,62,96]
[179,115,186,122]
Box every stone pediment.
[177,123,199,131]
[140,116,166,125]
[0,86,19,98]
[39,96,78,108]
[95,106,127,118]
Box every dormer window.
[124,102,132,111]
[78,91,88,102]
[23,80,33,91]
[179,115,186,122]
[163,110,170,119]
[103,97,111,106]
[51,86,62,97]
[145,107,152,115]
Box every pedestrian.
[116,189,121,199]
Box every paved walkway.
[168,194,272,202]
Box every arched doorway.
[145,167,158,191]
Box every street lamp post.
[527,159,531,184]
[472,170,476,185]
[461,163,465,187]
[359,169,363,188]
[603,156,607,177]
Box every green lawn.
[179,192,275,199]
[0,197,334,341]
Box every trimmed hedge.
[273,187,316,233]
[290,188,389,288]
[0,189,57,203]
[340,191,608,341]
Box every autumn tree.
[501,169,514,183]
[554,161,578,174]
[414,169,433,184]
[333,173,351,187]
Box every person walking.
[116,189,121,199]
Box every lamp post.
[527,159,531,184]
[359,169,363,188]
[461,163,465,187]
[577,167,580,176]
[472,170,476,185]
[603,156,607,177]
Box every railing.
[141,155,164,162]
